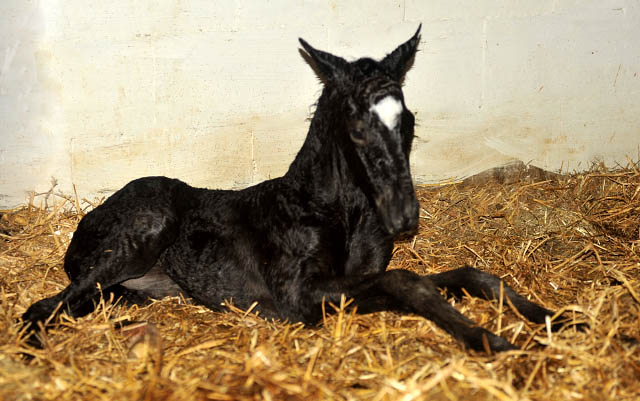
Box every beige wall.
[2,1,640,207]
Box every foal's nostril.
[375,186,419,235]
[383,192,418,234]
[391,214,405,231]
[402,198,419,232]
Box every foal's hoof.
[16,324,44,361]
[23,331,44,350]
[484,334,518,353]
[15,316,44,349]
[468,328,518,353]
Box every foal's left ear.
[299,38,351,81]
[381,24,422,81]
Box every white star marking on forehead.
[370,96,402,130]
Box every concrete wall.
[2,1,639,207]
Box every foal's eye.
[350,129,367,146]
[349,120,367,146]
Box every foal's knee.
[382,269,440,301]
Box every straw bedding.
[1,163,639,400]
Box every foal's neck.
[286,102,361,207]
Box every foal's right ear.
[299,38,350,81]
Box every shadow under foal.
[22,26,565,353]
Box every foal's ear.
[381,24,422,81]
[299,38,350,80]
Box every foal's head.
[299,26,421,235]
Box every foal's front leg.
[302,270,517,352]
[427,267,554,324]
[374,270,519,352]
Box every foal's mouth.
[375,189,419,236]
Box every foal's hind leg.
[427,266,554,325]
[21,207,179,347]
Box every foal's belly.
[148,237,279,318]
[120,265,184,299]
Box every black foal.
[23,25,564,353]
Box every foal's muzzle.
[375,187,419,235]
